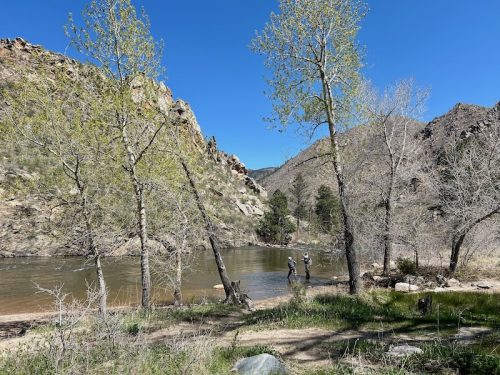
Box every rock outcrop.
[0,38,268,257]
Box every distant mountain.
[260,102,500,200]
[248,167,278,181]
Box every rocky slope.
[0,38,267,257]
[257,101,499,259]
[259,102,499,201]
[248,167,278,181]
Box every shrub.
[397,257,417,275]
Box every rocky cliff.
[0,38,267,257]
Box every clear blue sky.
[2,1,499,169]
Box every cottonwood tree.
[362,79,428,275]
[252,0,367,293]
[3,65,110,317]
[289,172,309,231]
[440,118,500,272]
[67,0,167,309]
[165,125,253,306]
[150,187,197,306]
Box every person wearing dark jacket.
[302,253,312,280]
[287,256,297,280]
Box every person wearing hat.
[302,252,312,280]
[287,256,297,280]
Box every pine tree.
[257,190,296,245]
[289,173,309,231]
[315,185,341,234]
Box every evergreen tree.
[289,173,309,230]
[257,189,296,245]
[315,185,341,233]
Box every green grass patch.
[246,291,500,334]
[0,340,276,375]
[310,339,500,375]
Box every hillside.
[259,102,499,199]
[258,102,499,260]
[0,38,267,257]
[247,167,278,181]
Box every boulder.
[445,278,460,287]
[395,282,419,292]
[436,274,447,286]
[386,344,423,357]
[371,262,381,269]
[232,353,287,375]
[251,206,264,216]
[433,287,447,293]
[404,275,425,286]
[236,201,250,216]
[476,282,492,289]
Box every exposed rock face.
[206,136,267,198]
[0,38,268,257]
[420,102,500,163]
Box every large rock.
[476,282,493,289]
[233,353,287,375]
[445,278,460,287]
[386,344,423,357]
[236,201,251,216]
[394,282,419,292]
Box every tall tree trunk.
[135,184,151,309]
[180,160,241,303]
[449,206,499,273]
[382,185,393,276]
[75,164,107,317]
[94,254,107,317]
[121,125,151,310]
[173,247,182,306]
[328,129,360,294]
[340,197,360,294]
[449,231,466,273]
[321,69,360,294]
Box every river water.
[0,246,346,315]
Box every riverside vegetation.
[1,285,499,374]
[0,0,499,373]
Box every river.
[0,246,346,315]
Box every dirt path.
[1,281,498,368]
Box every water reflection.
[0,246,346,314]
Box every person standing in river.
[302,253,312,280]
[287,256,297,280]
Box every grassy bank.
[1,289,499,374]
